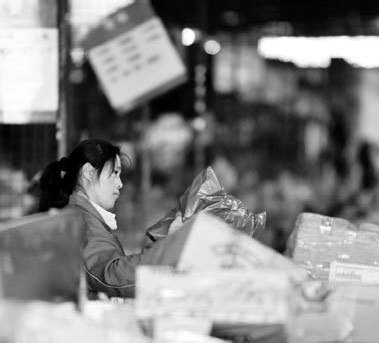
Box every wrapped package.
[141,213,304,343]
[136,266,292,325]
[287,212,379,280]
[136,266,290,343]
[146,167,266,241]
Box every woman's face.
[89,155,123,210]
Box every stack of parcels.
[287,212,379,342]
[287,212,379,280]
[146,167,266,241]
[139,213,307,343]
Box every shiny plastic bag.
[179,167,266,237]
[146,167,266,241]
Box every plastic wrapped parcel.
[146,167,266,241]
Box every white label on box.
[329,261,379,285]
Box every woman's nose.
[117,177,123,189]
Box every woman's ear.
[81,162,95,182]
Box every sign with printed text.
[136,266,291,324]
[329,261,379,285]
[0,28,58,123]
[84,0,186,113]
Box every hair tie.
[59,157,69,172]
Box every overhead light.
[258,36,379,69]
[192,117,207,131]
[70,47,85,65]
[204,39,221,55]
[181,28,197,46]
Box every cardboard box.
[136,266,291,325]
[287,212,379,280]
[144,213,306,283]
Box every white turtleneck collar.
[89,200,118,231]
[72,190,118,230]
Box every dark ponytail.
[39,139,122,212]
[38,159,70,211]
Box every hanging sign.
[0,28,58,123]
[83,0,186,113]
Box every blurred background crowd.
[2,0,379,254]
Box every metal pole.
[193,0,209,173]
[140,104,151,227]
[57,0,70,158]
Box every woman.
[39,139,164,298]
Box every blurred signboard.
[0,0,41,28]
[0,28,58,123]
[83,0,186,113]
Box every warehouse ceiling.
[151,0,379,35]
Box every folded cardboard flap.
[0,208,85,303]
[179,213,306,281]
[143,213,306,285]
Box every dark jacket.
[69,192,158,298]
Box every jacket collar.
[69,191,113,232]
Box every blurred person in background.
[143,112,192,184]
[332,141,379,223]
[38,138,178,298]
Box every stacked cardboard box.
[139,213,309,343]
[287,212,379,280]
[287,212,379,343]
[136,266,290,343]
